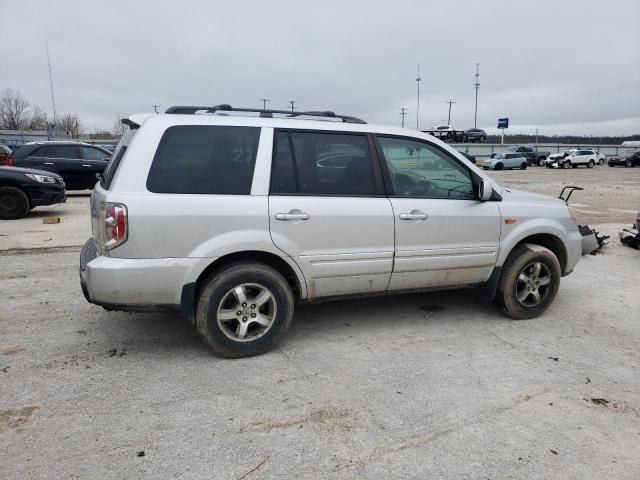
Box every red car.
[0,145,12,165]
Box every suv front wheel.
[494,244,561,319]
[196,261,294,358]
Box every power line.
[259,98,270,110]
[445,100,456,125]
[416,64,421,130]
[400,107,407,128]
[45,41,57,123]
[288,100,296,112]
[474,63,480,128]
[152,104,159,113]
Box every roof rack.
[164,104,366,124]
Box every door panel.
[269,196,394,298]
[268,130,394,299]
[374,135,501,291]
[389,198,501,290]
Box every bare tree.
[0,89,31,130]
[56,113,81,138]
[28,105,49,130]
[112,117,127,137]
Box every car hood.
[500,187,564,206]
[0,165,63,177]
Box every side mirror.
[479,179,493,201]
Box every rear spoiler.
[120,113,155,130]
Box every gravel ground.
[1,167,639,479]
[487,165,640,224]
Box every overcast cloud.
[1,0,639,135]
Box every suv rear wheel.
[494,244,561,319]
[195,261,294,358]
[0,186,29,220]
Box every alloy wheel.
[515,262,552,307]
[216,283,277,342]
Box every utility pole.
[46,41,57,124]
[259,98,270,110]
[400,107,407,128]
[288,100,295,112]
[446,100,456,126]
[415,64,421,130]
[152,104,159,114]
[474,62,480,128]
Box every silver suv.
[80,105,582,357]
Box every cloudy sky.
[1,0,639,136]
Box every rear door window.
[45,145,81,159]
[270,131,376,196]
[81,146,110,160]
[147,125,260,195]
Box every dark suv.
[10,142,111,190]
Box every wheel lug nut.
[242,317,247,322]
[251,313,256,318]
[242,303,247,307]
[236,310,242,315]
[251,304,256,309]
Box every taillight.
[99,202,128,251]
[0,156,13,166]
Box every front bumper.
[80,237,200,309]
[28,185,66,207]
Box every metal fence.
[452,143,638,159]
[0,129,71,145]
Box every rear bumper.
[79,238,200,309]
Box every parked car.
[0,166,65,219]
[558,149,597,169]
[463,128,487,143]
[80,105,583,358]
[545,149,576,166]
[0,144,12,165]
[493,145,549,166]
[608,150,640,167]
[10,141,111,190]
[483,152,528,170]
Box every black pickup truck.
[8,142,111,190]
[491,145,550,166]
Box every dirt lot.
[488,165,640,224]
[1,166,639,479]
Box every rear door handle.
[399,211,428,221]
[82,164,92,167]
[44,162,54,165]
[275,211,310,221]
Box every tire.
[479,136,486,143]
[588,160,594,168]
[520,162,527,170]
[571,163,578,168]
[599,158,604,165]
[494,244,561,320]
[626,159,633,168]
[195,261,294,358]
[495,162,504,171]
[537,157,545,167]
[0,186,30,220]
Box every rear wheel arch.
[181,250,305,321]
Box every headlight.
[25,173,57,184]
[568,206,578,224]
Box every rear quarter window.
[146,125,260,195]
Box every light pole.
[416,64,421,130]
[474,63,480,128]
[400,107,407,128]
[259,98,270,110]
[446,100,456,126]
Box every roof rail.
[164,104,366,124]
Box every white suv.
[80,105,583,357]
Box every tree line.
[0,88,85,137]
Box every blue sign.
[497,118,509,129]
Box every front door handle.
[275,211,310,221]
[399,210,428,221]
[44,162,54,165]
[82,164,92,167]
